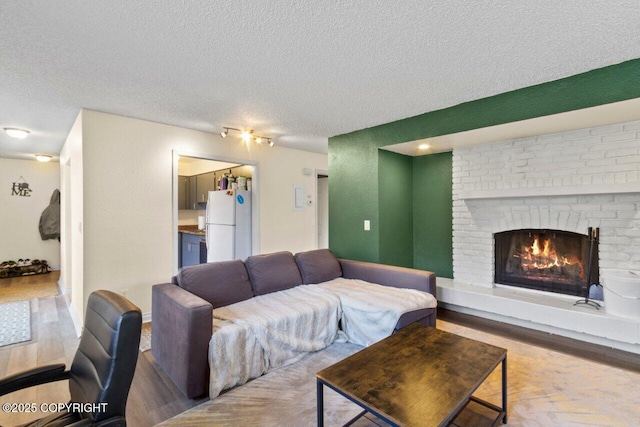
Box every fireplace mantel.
[458,182,640,200]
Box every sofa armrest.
[338,259,436,296]
[151,283,212,399]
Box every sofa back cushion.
[294,249,343,284]
[245,251,303,295]
[177,260,254,308]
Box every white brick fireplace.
[439,119,640,353]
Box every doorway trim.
[172,149,260,275]
[315,169,329,249]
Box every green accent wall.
[413,152,453,278]
[329,58,640,272]
[378,150,413,267]
[328,135,379,262]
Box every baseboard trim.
[63,296,83,338]
[438,307,640,373]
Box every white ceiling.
[1,1,640,161]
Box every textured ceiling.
[1,1,640,160]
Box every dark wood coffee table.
[316,323,507,426]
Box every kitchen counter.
[178,225,205,236]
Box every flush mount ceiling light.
[418,144,430,150]
[35,154,52,162]
[220,127,274,147]
[4,127,30,139]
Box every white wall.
[452,119,640,287]
[75,110,327,315]
[0,158,60,267]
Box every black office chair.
[0,290,142,426]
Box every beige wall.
[68,110,327,317]
[0,158,60,267]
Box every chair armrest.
[338,259,436,296]
[151,283,213,399]
[0,363,68,396]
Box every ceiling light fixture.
[35,154,52,162]
[4,127,30,139]
[220,127,274,147]
[418,144,430,150]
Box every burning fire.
[515,237,584,278]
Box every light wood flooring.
[1,272,640,426]
[0,273,204,426]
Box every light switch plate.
[364,220,370,231]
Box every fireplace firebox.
[494,229,598,297]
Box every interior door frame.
[315,169,329,249]
[172,149,259,275]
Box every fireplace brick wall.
[453,119,640,288]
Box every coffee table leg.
[502,355,508,424]
[317,379,324,427]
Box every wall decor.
[11,176,31,197]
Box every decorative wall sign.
[11,176,32,197]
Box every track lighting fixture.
[220,127,274,147]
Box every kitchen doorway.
[316,170,328,249]
[172,150,259,274]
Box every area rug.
[0,281,58,304]
[159,320,640,426]
[0,301,31,347]
[158,342,384,427]
[139,322,151,352]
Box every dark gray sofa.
[151,249,436,398]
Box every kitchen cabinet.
[178,166,252,211]
[178,173,217,210]
[178,175,189,210]
[181,232,204,268]
[196,171,216,205]
[188,176,197,209]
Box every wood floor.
[1,272,639,426]
[0,273,204,427]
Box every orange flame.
[517,237,584,278]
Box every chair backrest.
[69,290,142,422]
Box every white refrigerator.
[205,190,252,262]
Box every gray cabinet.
[178,173,217,210]
[178,175,189,210]
[181,232,203,267]
[196,172,216,205]
[188,176,197,210]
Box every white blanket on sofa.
[318,278,437,346]
[208,318,266,399]
[209,284,341,398]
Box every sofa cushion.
[294,249,343,284]
[177,260,254,309]
[245,251,303,295]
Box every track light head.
[220,128,228,138]
[268,139,274,147]
[241,130,253,143]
